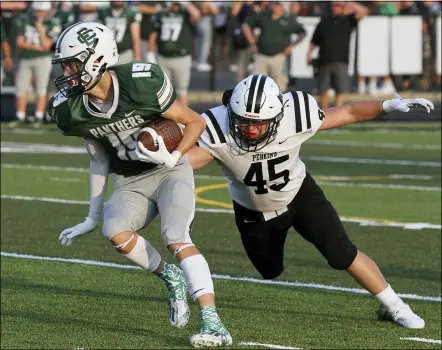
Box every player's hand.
[382,93,434,113]
[59,217,99,246]
[136,138,182,168]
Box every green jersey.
[48,62,176,177]
[152,8,196,57]
[15,11,62,59]
[139,1,169,40]
[246,12,306,56]
[98,6,142,53]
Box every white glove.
[59,217,99,246]
[135,137,182,168]
[146,51,157,64]
[382,93,434,113]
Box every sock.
[180,254,214,301]
[16,111,26,121]
[35,111,44,121]
[122,235,162,272]
[375,284,406,311]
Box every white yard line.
[1,194,440,231]
[305,156,441,168]
[239,341,302,349]
[400,337,441,345]
[1,252,440,303]
[308,139,441,151]
[1,164,437,186]
[2,143,440,167]
[49,177,84,183]
[318,181,440,192]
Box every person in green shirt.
[1,21,13,87]
[48,21,232,348]
[242,1,306,92]
[137,1,168,62]
[12,1,61,127]
[97,1,142,64]
[148,2,200,105]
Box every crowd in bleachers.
[0,1,441,124]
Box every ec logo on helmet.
[77,28,98,49]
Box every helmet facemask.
[228,103,283,152]
[53,48,106,98]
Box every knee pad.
[115,234,162,272]
[323,236,357,270]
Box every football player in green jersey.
[48,22,232,347]
[98,1,142,64]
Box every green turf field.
[1,122,441,349]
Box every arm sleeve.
[84,138,110,223]
[292,19,306,35]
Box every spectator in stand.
[1,20,13,87]
[213,2,230,64]
[55,1,76,32]
[243,1,306,92]
[195,1,218,72]
[78,1,109,23]
[307,1,368,108]
[138,2,168,62]
[11,1,61,127]
[97,1,142,64]
[148,2,200,105]
[230,1,254,82]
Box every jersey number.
[243,155,290,194]
[160,22,182,42]
[132,63,151,78]
[106,18,127,43]
[107,129,139,161]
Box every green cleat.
[160,263,190,328]
[189,306,232,347]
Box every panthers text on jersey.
[198,91,325,212]
[47,62,176,176]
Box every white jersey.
[198,91,324,212]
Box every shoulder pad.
[287,91,324,134]
[200,106,228,147]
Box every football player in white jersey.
[186,74,434,329]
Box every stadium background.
[1,1,441,349]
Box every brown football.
[137,119,183,152]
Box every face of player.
[34,10,49,22]
[239,120,270,139]
[62,61,81,87]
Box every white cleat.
[380,304,425,329]
[189,331,233,348]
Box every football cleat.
[189,306,232,347]
[377,304,425,329]
[160,263,190,328]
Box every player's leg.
[171,55,191,106]
[331,62,348,107]
[291,173,424,329]
[233,200,292,280]
[154,161,231,347]
[102,179,190,329]
[12,58,32,126]
[33,56,52,124]
[317,63,331,109]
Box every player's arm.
[57,138,110,246]
[184,2,201,24]
[319,94,434,131]
[161,100,206,156]
[131,11,142,61]
[187,145,215,170]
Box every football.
[137,119,183,152]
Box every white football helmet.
[227,74,285,151]
[52,22,119,97]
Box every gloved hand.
[382,93,434,113]
[59,217,99,246]
[135,137,182,168]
